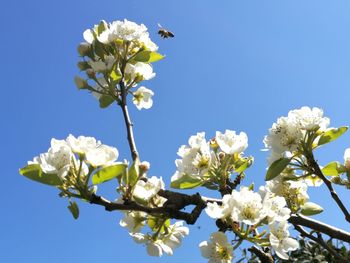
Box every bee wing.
[157,23,163,28]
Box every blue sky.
[2,0,350,262]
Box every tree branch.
[294,225,348,263]
[289,214,350,243]
[89,190,207,225]
[306,152,350,223]
[248,246,274,263]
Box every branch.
[89,190,207,225]
[119,81,139,161]
[294,225,348,263]
[289,214,350,243]
[306,152,350,223]
[248,246,274,263]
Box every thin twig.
[119,81,139,161]
[306,152,350,223]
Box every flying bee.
[157,23,174,39]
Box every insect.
[157,23,174,39]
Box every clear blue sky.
[2,0,350,262]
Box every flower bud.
[86,69,96,79]
[139,161,150,173]
[74,76,88,89]
[77,42,91,56]
[77,61,90,71]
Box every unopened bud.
[86,69,96,79]
[210,138,219,150]
[218,152,225,160]
[77,61,90,71]
[331,176,343,185]
[77,42,91,56]
[74,76,88,89]
[139,161,150,173]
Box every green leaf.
[19,164,62,186]
[202,181,219,190]
[99,95,114,108]
[92,163,127,185]
[110,68,122,83]
[318,126,348,146]
[124,159,140,187]
[132,51,164,63]
[301,202,324,216]
[147,217,170,232]
[234,157,254,173]
[170,174,203,189]
[97,21,107,36]
[265,157,291,181]
[68,201,79,219]
[322,161,347,176]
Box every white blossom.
[125,62,155,81]
[133,176,164,202]
[304,174,323,187]
[66,134,101,155]
[205,195,233,219]
[133,86,154,110]
[288,106,329,131]
[85,144,118,167]
[269,221,299,260]
[120,211,147,233]
[230,187,266,225]
[266,178,309,211]
[199,232,234,263]
[88,56,116,73]
[129,221,189,257]
[215,130,248,155]
[171,132,214,182]
[262,194,291,223]
[30,139,73,178]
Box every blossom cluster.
[264,106,329,164]
[171,130,250,190]
[119,175,190,257]
[28,134,118,181]
[202,186,298,261]
[75,19,160,110]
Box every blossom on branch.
[199,231,234,263]
[132,86,154,110]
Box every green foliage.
[132,51,164,63]
[318,126,348,146]
[68,201,79,219]
[92,163,127,185]
[123,159,140,187]
[99,95,115,108]
[19,164,62,186]
[265,158,291,181]
[322,161,347,176]
[234,157,254,173]
[170,174,203,189]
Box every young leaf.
[132,51,164,63]
[19,164,62,186]
[92,163,127,185]
[234,157,254,173]
[265,157,291,181]
[318,126,348,146]
[124,159,140,187]
[99,95,114,108]
[68,201,79,219]
[170,174,203,189]
[300,202,324,216]
[322,161,347,176]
